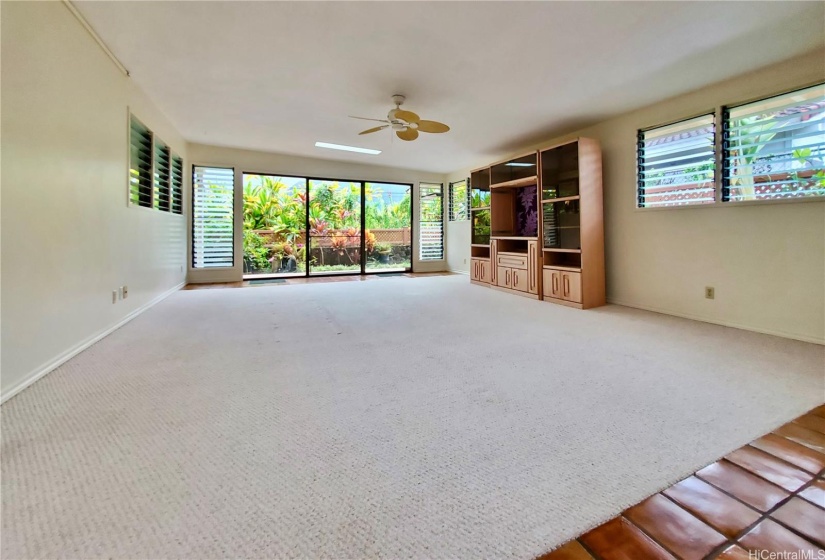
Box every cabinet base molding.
[470,280,491,287]
[491,285,540,299]
[543,296,584,309]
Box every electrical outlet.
[122,285,128,299]
[705,286,715,299]
[112,290,118,304]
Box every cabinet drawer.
[496,252,528,270]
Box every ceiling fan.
[350,95,450,141]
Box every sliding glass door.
[308,180,362,276]
[242,174,307,278]
[242,174,413,278]
[365,182,412,273]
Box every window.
[129,115,153,207]
[419,183,443,260]
[129,112,183,213]
[193,166,234,268]
[448,179,469,221]
[171,155,183,215]
[723,84,825,202]
[637,114,716,208]
[153,139,171,211]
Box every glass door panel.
[308,180,362,275]
[242,174,307,278]
[364,182,412,272]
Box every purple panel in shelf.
[516,185,538,237]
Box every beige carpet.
[2,275,823,559]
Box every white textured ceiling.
[76,1,824,174]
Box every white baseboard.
[607,297,825,345]
[449,269,470,276]
[1,281,186,404]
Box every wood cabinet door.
[479,260,490,283]
[562,271,582,303]
[497,266,511,288]
[511,268,528,292]
[527,241,538,294]
[543,269,562,299]
[470,259,481,282]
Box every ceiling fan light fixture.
[350,95,449,141]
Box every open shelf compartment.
[471,245,491,259]
[496,238,529,254]
[491,185,539,238]
[543,251,581,270]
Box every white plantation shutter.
[723,84,825,202]
[171,154,183,214]
[419,183,444,260]
[448,179,469,221]
[193,166,234,268]
[129,116,153,207]
[637,115,716,208]
[153,139,171,212]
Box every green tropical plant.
[243,229,271,272]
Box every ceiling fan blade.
[416,120,450,133]
[359,125,389,135]
[349,116,391,123]
[394,109,420,124]
[396,128,419,141]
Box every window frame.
[636,112,718,209]
[722,83,825,204]
[127,109,185,215]
[418,182,445,261]
[448,178,470,221]
[635,82,825,212]
[192,165,236,270]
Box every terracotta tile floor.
[539,405,825,560]
[183,271,454,290]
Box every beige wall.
[187,143,449,283]
[446,49,825,343]
[1,1,189,399]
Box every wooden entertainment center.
[469,138,605,309]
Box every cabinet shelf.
[471,243,490,248]
[471,206,491,211]
[543,264,581,272]
[542,195,580,204]
[543,248,581,253]
[490,176,538,189]
[492,235,538,241]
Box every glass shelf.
[471,168,491,208]
[541,142,580,199]
[472,208,491,245]
[491,152,538,186]
[542,199,581,250]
